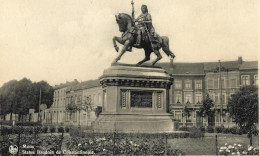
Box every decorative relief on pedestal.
[130,91,153,108]
[157,92,162,108]
[121,90,127,108]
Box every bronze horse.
[112,13,175,65]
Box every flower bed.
[64,133,186,155]
[218,143,259,155]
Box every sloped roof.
[203,61,240,71]
[239,61,258,70]
[80,79,101,89]
[157,62,205,75]
[54,80,78,89]
[66,79,100,92]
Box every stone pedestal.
[93,64,174,133]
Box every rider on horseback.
[134,5,156,47]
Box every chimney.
[238,56,243,64]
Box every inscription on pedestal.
[130,91,152,108]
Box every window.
[195,93,202,104]
[214,93,219,104]
[208,79,214,89]
[70,96,74,104]
[174,92,182,104]
[77,95,82,102]
[241,75,250,85]
[184,92,193,104]
[254,75,258,85]
[195,80,202,89]
[208,79,219,89]
[214,79,219,89]
[230,78,237,88]
[53,111,56,119]
[220,94,226,104]
[221,78,225,88]
[175,80,182,89]
[184,80,192,90]
[209,94,214,101]
[72,112,77,121]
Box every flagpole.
[38,88,41,122]
[219,60,223,126]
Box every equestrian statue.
[112,1,175,66]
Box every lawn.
[168,133,259,155]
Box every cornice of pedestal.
[99,64,174,89]
[100,78,173,89]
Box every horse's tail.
[161,36,175,59]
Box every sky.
[0,0,258,87]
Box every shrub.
[12,126,24,134]
[230,127,238,134]
[58,126,64,133]
[24,126,34,134]
[65,126,70,133]
[15,121,41,126]
[200,126,206,132]
[95,106,102,117]
[189,127,204,138]
[1,126,12,135]
[251,125,259,136]
[34,126,42,133]
[179,126,189,131]
[223,127,230,134]
[42,126,48,133]
[207,126,214,133]
[50,125,56,133]
[1,120,12,126]
[69,127,86,137]
[215,126,224,133]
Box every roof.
[239,61,258,70]
[66,79,100,92]
[203,61,240,72]
[158,62,205,76]
[54,80,78,89]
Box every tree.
[198,93,215,126]
[0,80,19,120]
[0,78,54,121]
[228,85,258,145]
[32,81,54,112]
[66,103,77,120]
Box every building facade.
[40,57,257,128]
[160,62,206,127]
[42,80,78,124]
[65,80,103,127]
[159,57,258,127]
[204,59,242,127]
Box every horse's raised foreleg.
[113,40,131,63]
[112,36,124,52]
[152,49,162,66]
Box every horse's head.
[115,13,133,32]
